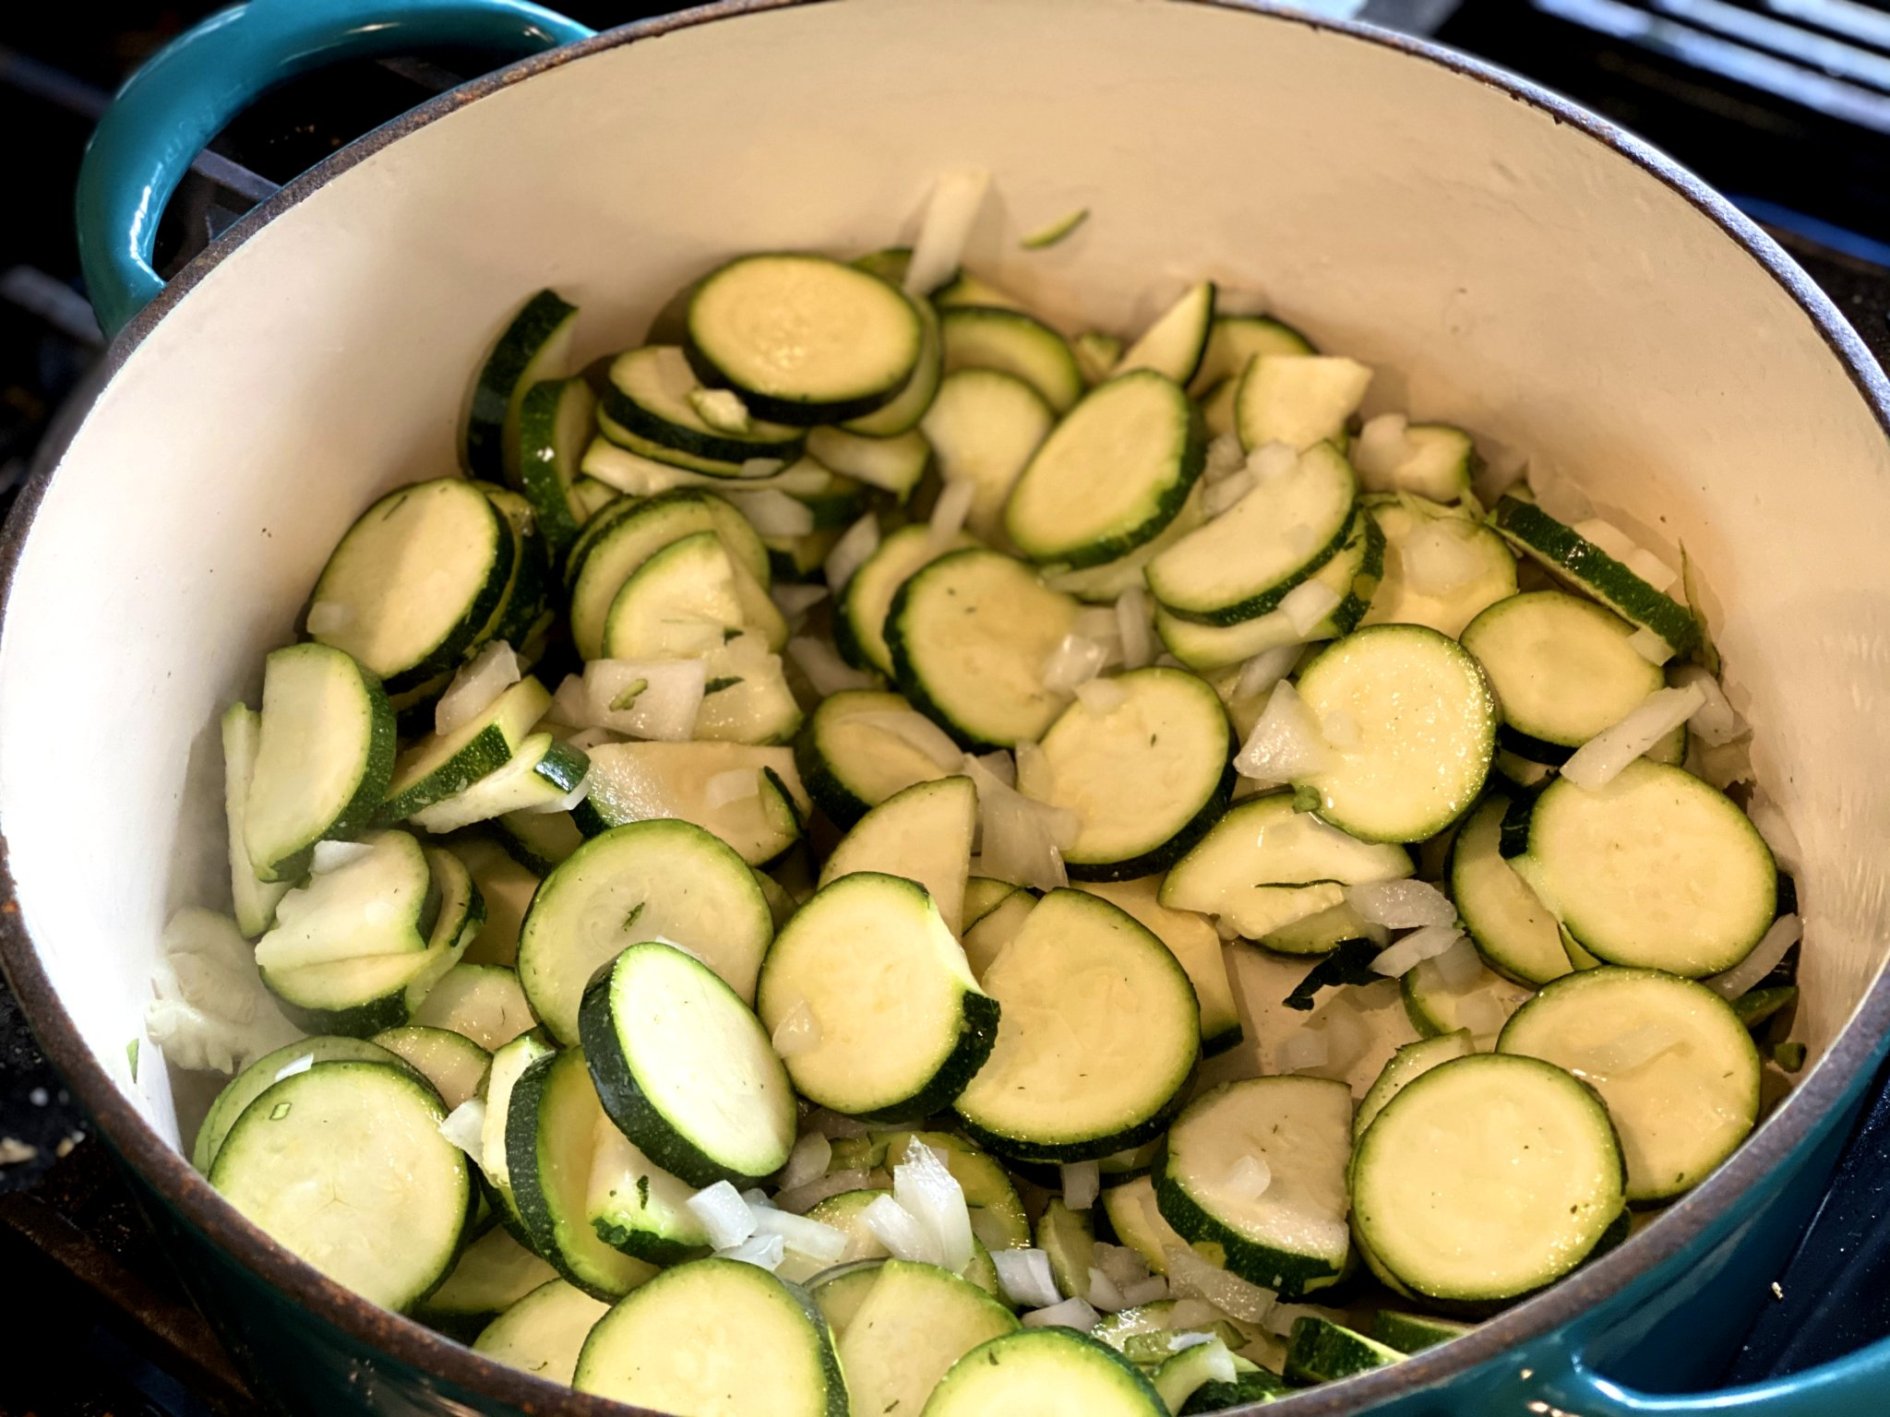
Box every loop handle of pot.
[73,0,593,338]
[1536,1336,1890,1414]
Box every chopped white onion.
[1346,879,1457,929]
[1120,1276,1170,1307]
[304,600,353,635]
[1352,413,1411,489]
[772,583,830,623]
[1671,664,1747,746]
[1575,518,1678,590]
[788,636,877,696]
[1167,1299,1224,1331]
[1161,1245,1277,1324]
[963,753,1072,891]
[273,1052,316,1082]
[1704,914,1802,1000]
[1247,442,1299,485]
[1627,626,1675,665]
[893,1135,974,1274]
[1234,644,1302,703]
[705,768,762,810]
[805,1108,872,1140]
[1116,588,1154,670]
[1203,433,1247,482]
[1567,1021,1687,1083]
[968,750,1017,788]
[1094,1243,1153,1290]
[1748,796,1803,873]
[1276,1027,1330,1073]
[311,840,374,874]
[435,641,521,736]
[1401,520,1483,595]
[1222,1155,1272,1201]
[1234,681,1330,782]
[993,1249,1064,1309]
[565,727,620,752]
[929,478,977,553]
[1560,683,1706,791]
[1281,579,1342,637]
[582,658,707,741]
[862,1193,942,1265]
[770,997,823,1057]
[1087,1267,1130,1313]
[716,1232,786,1271]
[775,1168,875,1215]
[1042,635,1110,693]
[728,489,815,538]
[438,1099,487,1160]
[824,513,882,592]
[777,1131,833,1192]
[1313,997,1373,1076]
[687,1180,759,1250]
[1431,936,1484,991]
[1022,1296,1103,1330]
[1061,1161,1101,1211]
[751,1207,849,1264]
[905,167,992,297]
[1075,677,1131,715]
[852,711,965,772]
[1370,925,1466,978]
[1203,470,1255,517]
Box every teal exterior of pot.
[37,0,1890,1413]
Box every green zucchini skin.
[1492,496,1700,654]
[467,289,578,481]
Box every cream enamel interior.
[1,0,1886,1202]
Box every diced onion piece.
[1575,517,1678,590]
[1234,644,1301,703]
[438,1099,487,1160]
[1560,683,1706,791]
[929,478,977,553]
[1276,1027,1329,1074]
[1233,681,1330,782]
[1093,1242,1153,1290]
[1703,914,1802,1000]
[777,1131,833,1192]
[993,1248,1064,1309]
[1042,634,1110,693]
[146,909,300,1075]
[304,600,353,635]
[1061,1161,1101,1211]
[770,997,823,1058]
[716,1232,786,1271]
[1672,664,1747,747]
[1116,588,1154,670]
[705,769,762,809]
[788,636,877,696]
[687,1180,759,1250]
[1203,470,1255,517]
[1223,1155,1272,1201]
[893,1136,974,1274]
[1203,433,1247,482]
[1087,1267,1129,1313]
[1120,1276,1169,1307]
[1247,442,1298,484]
[1627,626,1675,665]
[772,583,830,622]
[1370,925,1466,978]
[1167,1299,1224,1330]
[775,1168,875,1215]
[1022,1296,1103,1330]
[728,489,815,538]
[905,167,992,297]
[805,1107,873,1139]
[851,710,966,773]
[741,457,786,478]
[582,658,707,741]
[1401,520,1483,595]
[1748,796,1802,873]
[274,1052,316,1082]
[435,641,521,736]
[311,840,375,874]
[1346,879,1457,929]
[1566,1021,1687,1083]
[750,1207,849,1264]
[1352,413,1411,486]
[1161,1244,1278,1324]
[862,1193,942,1265]
[1075,677,1130,715]
[825,513,882,592]
[1312,997,1372,1076]
[1281,579,1342,637]
[963,753,1071,891]
[1431,936,1483,991]
[967,749,1017,788]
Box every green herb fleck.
[722,627,743,643]
[609,678,649,712]
[1020,208,1090,251]
[125,1039,140,1082]
[704,676,743,695]
[637,1174,651,1207]
[623,901,647,933]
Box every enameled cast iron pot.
[5,0,1890,1411]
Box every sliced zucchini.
[1354,1030,1474,1138]
[810,1256,889,1336]
[1351,1053,1626,1304]
[1154,508,1383,671]
[568,476,622,525]
[887,548,1080,749]
[1284,1316,1403,1385]
[1074,331,1125,385]
[924,1328,1164,1417]
[1100,1177,1211,1276]
[1037,1198,1097,1298]
[1006,372,1204,568]
[416,1219,558,1339]
[220,703,291,935]
[839,523,979,676]
[517,818,773,1044]
[1156,1076,1352,1297]
[1187,315,1314,397]
[1401,950,1533,1048]
[920,367,1056,541]
[602,346,806,464]
[1234,354,1372,452]
[1461,591,1663,748]
[573,1257,845,1412]
[793,689,956,827]
[570,740,809,866]
[191,1035,400,1174]
[494,807,583,874]
[835,1260,1019,1417]
[1372,1309,1474,1355]
[308,478,514,690]
[378,677,550,823]
[817,776,976,934]
[1078,878,1241,1058]
[513,376,596,561]
[1260,899,1380,957]
[965,875,1027,931]
[1018,668,1232,879]
[939,305,1084,413]
[473,1278,609,1385]
[480,1028,557,1234]
[370,1024,490,1109]
[210,1059,471,1310]
[1449,795,1571,986]
[1493,496,1701,656]
[1161,793,1411,939]
[581,438,844,503]
[1146,441,1357,625]
[1113,281,1215,386]
[687,253,923,424]
[1294,625,1496,843]
[586,1118,712,1264]
[581,941,796,1186]
[843,268,942,436]
[245,643,395,881]
[1498,967,1760,1201]
[758,872,996,1120]
[1362,496,1519,639]
[961,889,1038,979]
[692,637,804,746]
[1354,422,1476,502]
[1047,482,1208,605]
[1512,761,1776,976]
[954,889,1199,1161]
[505,1049,661,1300]
[932,268,1028,311]
[805,425,931,499]
[600,530,743,660]
[1180,1367,1292,1414]
[409,962,537,1050]
[465,288,577,482]
[408,733,589,835]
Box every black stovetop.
[5,1,1890,1412]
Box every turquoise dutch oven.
[2,0,1888,1412]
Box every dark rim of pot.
[2,2,1888,1414]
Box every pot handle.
[1538,1344,1890,1416]
[74,0,594,337]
